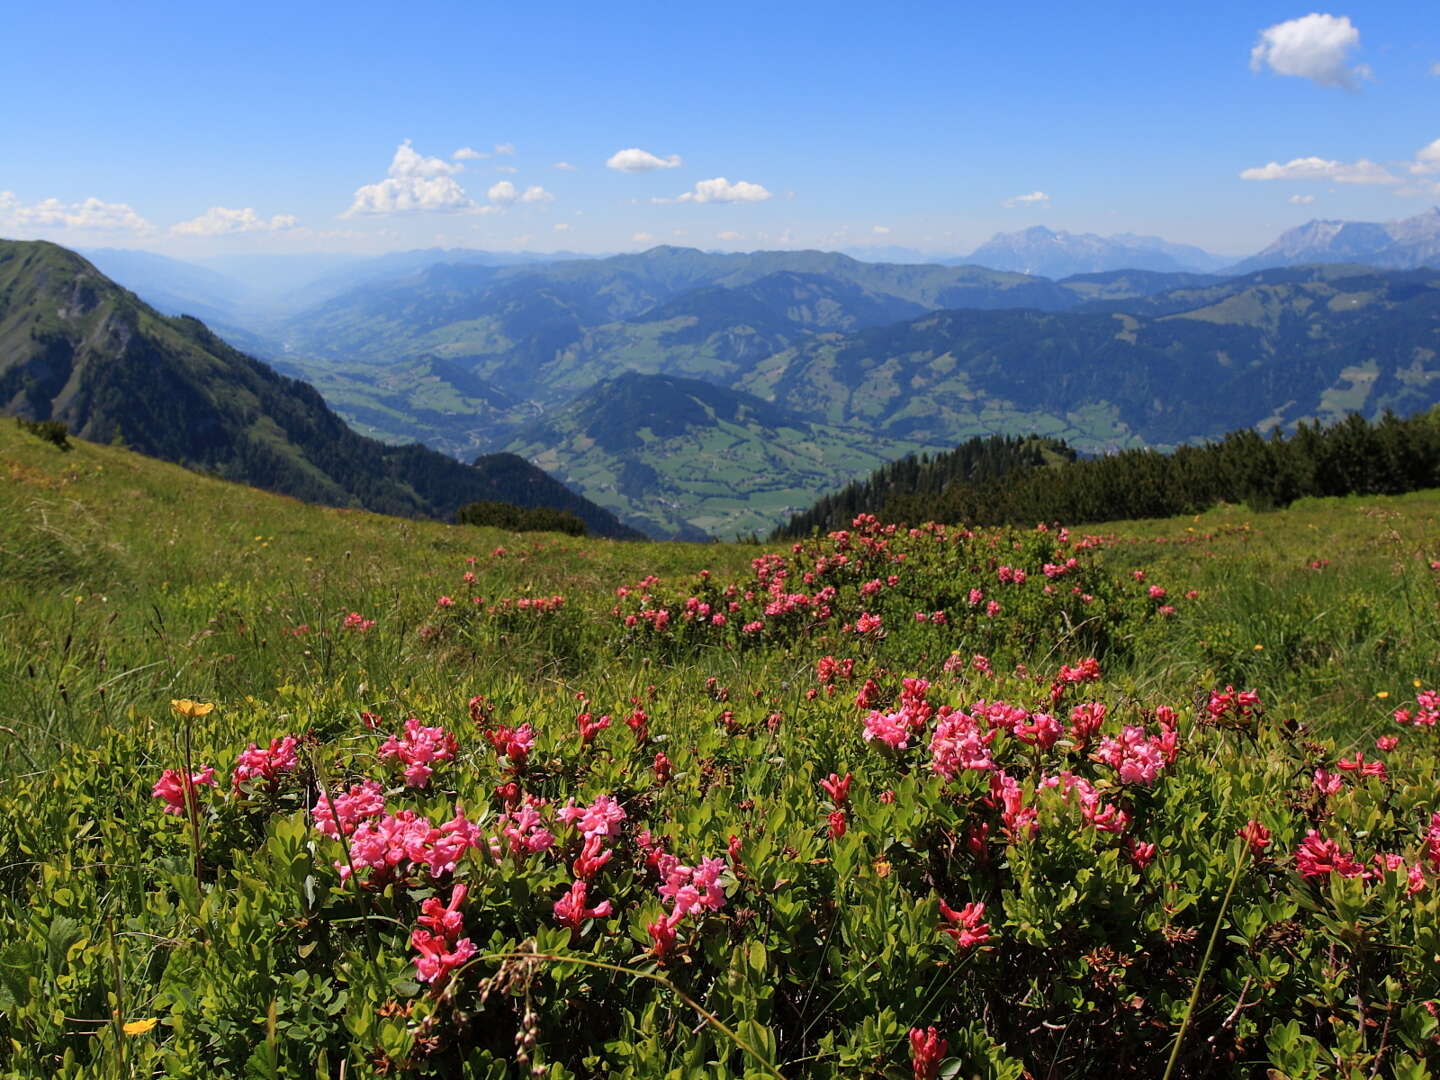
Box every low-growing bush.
[15,416,70,450]
[457,499,587,537]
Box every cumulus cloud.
[1002,190,1051,208]
[453,146,487,160]
[487,181,518,207]
[344,141,475,216]
[390,140,463,178]
[553,222,571,231]
[716,230,742,241]
[1250,14,1368,88]
[0,190,154,232]
[1412,138,1440,174]
[872,225,892,234]
[607,147,684,172]
[1288,193,1317,204]
[494,142,516,155]
[552,161,577,170]
[632,232,655,244]
[1238,155,1397,184]
[520,185,554,204]
[172,207,299,236]
[662,177,772,204]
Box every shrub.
[15,417,70,450]
[456,499,587,536]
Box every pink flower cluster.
[341,808,481,883]
[910,1026,948,1080]
[647,853,730,959]
[484,723,535,769]
[152,766,216,815]
[989,771,1036,840]
[557,793,627,839]
[1095,721,1177,786]
[929,709,995,777]
[553,880,613,935]
[1041,771,1132,835]
[863,679,935,750]
[938,898,990,949]
[411,884,476,986]
[312,779,385,839]
[378,717,458,789]
[231,735,298,792]
[1394,689,1439,727]
[1206,685,1262,724]
[341,612,375,632]
[488,801,556,864]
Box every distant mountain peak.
[1230,207,1440,274]
[966,227,1227,277]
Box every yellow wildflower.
[122,1018,158,1036]
[170,699,215,718]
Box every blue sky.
[2,1,1437,258]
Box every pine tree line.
[772,434,1073,538]
[776,410,1440,535]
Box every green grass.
[2,424,1438,1078]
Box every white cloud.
[666,177,772,204]
[716,230,742,241]
[494,142,516,155]
[553,222,571,232]
[172,206,299,236]
[606,147,684,172]
[487,180,518,207]
[1239,155,1397,184]
[521,185,555,204]
[452,146,487,161]
[344,141,475,216]
[1002,190,1051,208]
[0,190,154,232]
[552,161,577,171]
[1288,194,1317,205]
[1412,138,1440,175]
[872,225,891,234]
[1250,14,1368,88]
[632,232,655,244]
[495,165,518,174]
[390,139,463,178]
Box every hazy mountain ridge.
[740,265,1440,451]
[0,240,641,538]
[55,235,1440,540]
[1228,208,1440,274]
[965,225,1232,278]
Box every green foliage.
[456,500,587,536]
[774,434,1073,539]
[14,416,70,449]
[860,410,1440,530]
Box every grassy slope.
[3,422,1439,1077]
[5,416,1436,763]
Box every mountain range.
[1227,207,1440,274]
[963,227,1234,277]
[14,211,1440,542]
[0,241,640,539]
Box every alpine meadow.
[4,3,1440,1078]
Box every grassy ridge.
[2,423,1438,1077]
